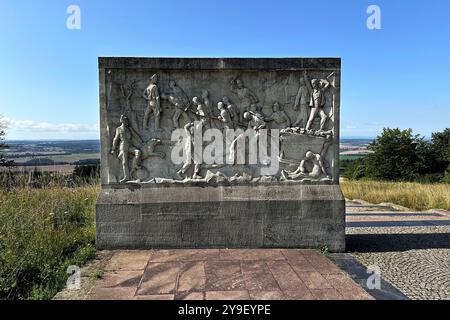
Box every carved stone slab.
[99,58,341,185]
[97,58,344,251]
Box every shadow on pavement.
[346,232,450,253]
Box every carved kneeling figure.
[281,151,330,180]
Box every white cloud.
[4,118,99,133]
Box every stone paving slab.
[56,199,450,300]
[84,249,373,300]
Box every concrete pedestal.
[96,184,345,252]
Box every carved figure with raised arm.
[305,74,330,131]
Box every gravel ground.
[347,226,450,300]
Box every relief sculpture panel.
[99,58,341,186]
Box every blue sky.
[0,0,449,139]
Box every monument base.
[96,184,345,252]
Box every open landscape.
[2,138,371,171]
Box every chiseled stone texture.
[97,184,345,251]
[97,57,344,250]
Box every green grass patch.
[0,185,99,300]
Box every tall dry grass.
[0,185,100,300]
[341,180,450,211]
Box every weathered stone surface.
[97,184,345,250]
[97,57,344,250]
[79,249,374,300]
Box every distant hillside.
[3,140,100,165]
[2,139,372,166]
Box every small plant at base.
[320,245,329,256]
[89,270,104,280]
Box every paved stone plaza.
[54,200,450,300]
[345,200,450,300]
[82,248,372,300]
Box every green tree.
[431,128,450,182]
[363,128,430,181]
[431,129,450,170]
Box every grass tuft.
[342,180,450,211]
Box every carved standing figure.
[192,96,211,129]
[162,80,191,128]
[143,74,161,130]
[217,102,234,130]
[281,151,329,180]
[265,102,291,129]
[110,115,144,183]
[230,77,259,123]
[293,71,311,127]
[222,96,239,121]
[177,121,202,180]
[305,77,330,131]
[201,90,212,116]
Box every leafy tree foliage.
[343,128,450,183]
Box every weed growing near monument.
[0,185,98,300]
[342,180,450,211]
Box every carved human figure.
[293,71,311,127]
[243,111,266,131]
[192,96,211,129]
[201,90,213,117]
[217,102,234,130]
[202,90,219,128]
[162,80,191,128]
[265,102,291,129]
[230,78,259,122]
[222,96,239,121]
[110,115,144,183]
[281,151,329,180]
[177,121,202,180]
[143,74,161,130]
[305,77,330,131]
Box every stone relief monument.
[97,57,345,251]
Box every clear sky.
[0,0,449,140]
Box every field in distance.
[1,138,372,172]
[2,140,99,173]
